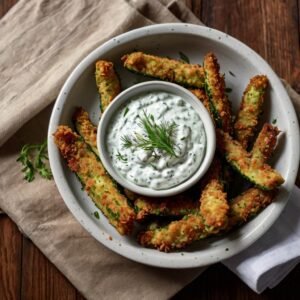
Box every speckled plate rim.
[48,23,300,269]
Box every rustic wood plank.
[173,263,300,299]
[0,216,22,300]
[198,0,300,89]
[0,0,18,17]
[21,237,78,300]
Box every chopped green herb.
[123,107,129,116]
[272,118,277,124]
[116,151,128,162]
[179,51,190,63]
[17,140,52,182]
[225,87,232,93]
[93,211,100,219]
[121,135,134,149]
[229,71,235,77]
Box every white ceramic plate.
[48,23,299,268]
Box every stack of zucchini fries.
[53,51,284,252]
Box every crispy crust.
[95,60,121,112]
[200,179,229,231]
[138,214,207,252]
[217,129,284,190]
[189,89,214,121]
[122,52,205,88]
[251,123,280,165]
[203,53,232,133]
[53,126,135,235]
[73,107,98,156]
[199,157,229,231]
[138,186,276,252]
[234,75,268,148]
[134,194,198,221]
[228,188,276,228]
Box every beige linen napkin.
[0,1,205,299]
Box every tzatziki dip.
[106,91,206,190]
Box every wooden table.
[1,0,300,299]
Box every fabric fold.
[224,186,300,293]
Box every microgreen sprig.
[17,140,52,182]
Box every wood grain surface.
[0,0,300,299]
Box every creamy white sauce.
[106,91,206,190]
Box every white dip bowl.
[97,81,216,197]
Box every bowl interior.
[97,81,216,197]
[48,24,299,268]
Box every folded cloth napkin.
[0,0,299,299]
[224,186,300,293]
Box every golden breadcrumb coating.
[122,52,205,88]
[53,126,135,235]
[234,75,268,148]
[217,129,284,190]
[203,52,232,133]
[95,60,121,112]
[73,107,98,155]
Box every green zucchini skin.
[203,53,232,133]
[95,60,121,112]
[216,129,284,190]
[53,125,136,235]
[234,75,268,149]
[250,123,279,165]
[122,52,205,88]
[73,107,98,156]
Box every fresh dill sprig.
[121,111,178,157]
[17,140,52,182]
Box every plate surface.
[48,23,299,268]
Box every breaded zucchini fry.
[216,129,284,190]
[251,123,280,165]
[73,107,98,156]
[200,179,229,231]
[189,89,213,119]
[138,214,207,252]
[134,195,198,221]
[203,53,232,133]
[228,188,276,228]
[138,187,276,252]
[139,158,229,251]
[234,75,268,148]
[199,158,229,231]
[121,52,205,88]
[53,126,135,235]
[95,60,121,112]
[223,124,279,231]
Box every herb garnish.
[272,118,277,124]
[17,140,52,182]
[121,111,178,157]
[116,151,128,162]
[179,51,190,63]
[225,87,232,93]
[93,211,100,219]
[123,107,129,116]
[229,70,236,77]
